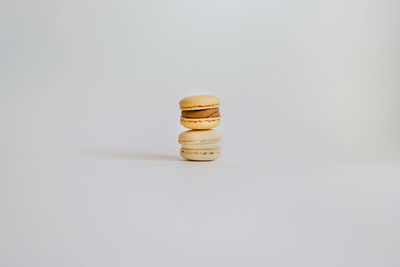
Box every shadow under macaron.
[82,148,182,162]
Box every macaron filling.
[181,108,220,119]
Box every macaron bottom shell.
[180,116,221,130]
[180,148,221,161]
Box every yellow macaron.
[178,129,222,161]
[179,95,221,129]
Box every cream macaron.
[178,129,222,161]
[179,95,221,129]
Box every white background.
[1,0,400,266]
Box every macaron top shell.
[178,129,222,145]
[179,95,220,111]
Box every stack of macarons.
[178,95,222,161]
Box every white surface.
[1,150,400,266]
[1,0,400,266]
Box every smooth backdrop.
[1,0,399,266]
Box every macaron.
[178,129,222,161]
[179,95,221,129]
